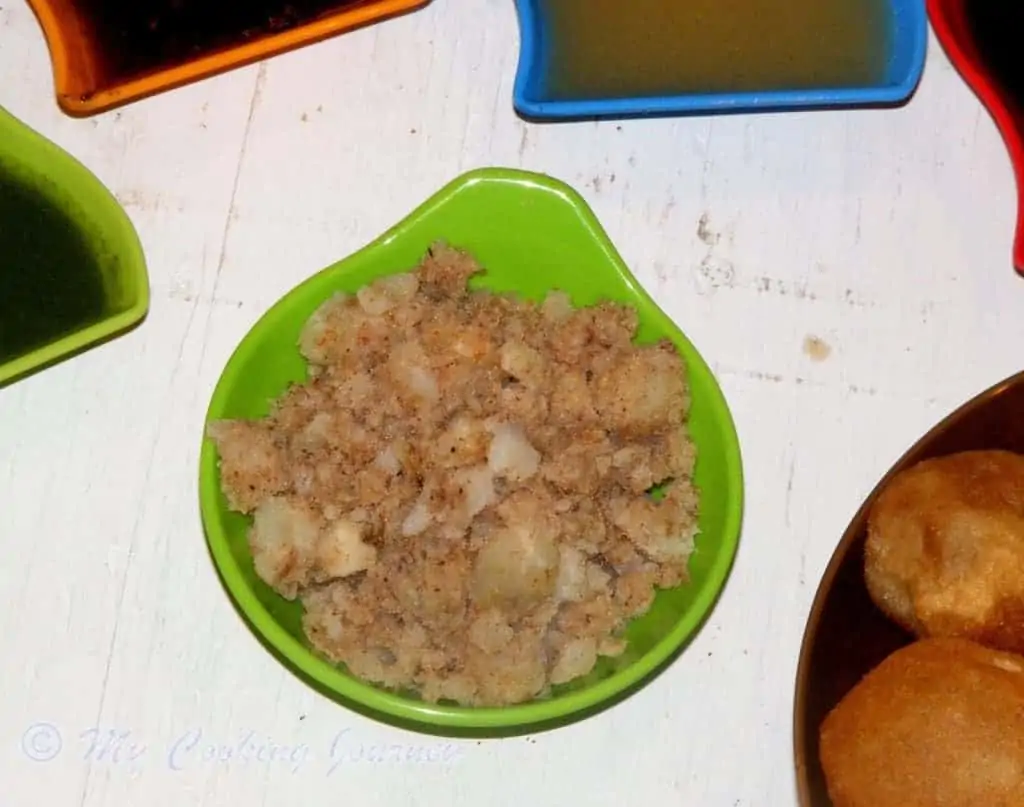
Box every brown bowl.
[792,368,1024,806]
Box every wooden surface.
[2,2,1023,805]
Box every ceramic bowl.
[512,0,928,120]
[928,0,1024,277]
[199,167,744,733]
[0,106,149,386]
[792,369,1024,805]
[27,0,429,116]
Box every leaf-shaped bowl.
[0,106,149,386]
[927,0,1024,277]
[198,167,744,733]
[792,368,1024,805]
[511,0,927,120]
[26,0,430,117]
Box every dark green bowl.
[0,106,148,386]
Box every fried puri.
[864,449,1024,654]
[820,637,1024,807]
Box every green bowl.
[199,167,744,733]
[0,106,149,386]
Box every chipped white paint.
[2,1,1024,805]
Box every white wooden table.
[2,2,1023,804]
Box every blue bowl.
[512,0,928,121]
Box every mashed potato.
[208,243,700,706]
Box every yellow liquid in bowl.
[540,0,891,99]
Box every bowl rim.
[0,105,149,387]
[198,166,745,731]
[791,367,1024,805]
[926,0,1024,277]
[25,0,431,117]
[511,0,928,120]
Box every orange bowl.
[27,0,430,117]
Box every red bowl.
[928,0,1024,277]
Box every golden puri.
[864,449,1024,655]
[820,637,1024,807]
